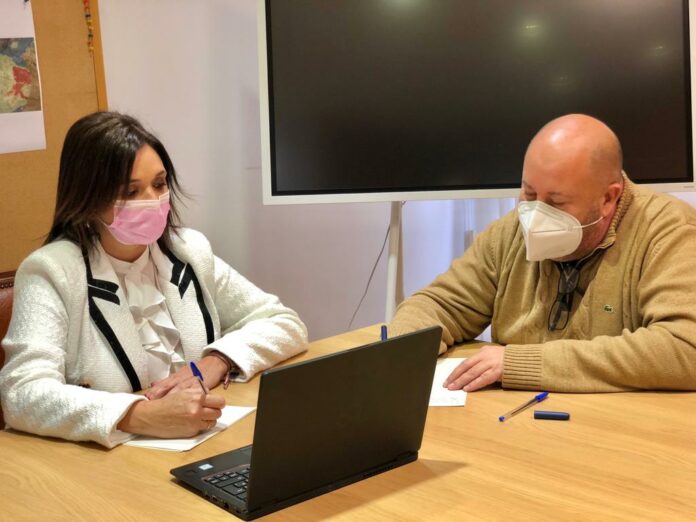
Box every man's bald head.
[520,114,625,261]
[525,114,623,185]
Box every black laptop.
[171,326,442,520]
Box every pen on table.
[380,324,388,341]
[190,361,208,394]
[498,391,548,422]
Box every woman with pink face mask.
[0,112,308,447]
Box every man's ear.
[601,180,624,215]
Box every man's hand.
[443,344,504,392]
[145,355,228,400]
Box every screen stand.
[385,201,404,322]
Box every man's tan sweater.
[390,178,696,392]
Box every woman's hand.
[117,387,226,438]
[145,355,229,400]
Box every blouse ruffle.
[108,248,184,384]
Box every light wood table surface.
[1,325,695,521]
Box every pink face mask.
[104,192,170,245]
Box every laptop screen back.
[246,326,441,510]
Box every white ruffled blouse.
[107,248,185,385]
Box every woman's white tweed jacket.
[0,228,307,447]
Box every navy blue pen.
[499,392,548,422]
[190,361,208,394]
[380,325,388,341]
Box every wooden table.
[1,325,695,521]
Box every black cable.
[348,202,405,329]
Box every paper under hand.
[429,358,467,407]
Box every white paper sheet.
[125,405,255,451]
[429,358,467,407]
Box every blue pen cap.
[534,410,570,421]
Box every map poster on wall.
[0,0,46,154]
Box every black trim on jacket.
[84,256,142,392]
[163,250,214,344]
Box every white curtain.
[401,197,516,342]
[402,198,516,293]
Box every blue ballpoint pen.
[380,324,388,341]
[498,392,548,422]
[190,361,208,394]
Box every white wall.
[99,0,463,341]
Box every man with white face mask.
[389,114,696,392]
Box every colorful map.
[0,37,42,113]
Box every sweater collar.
[597,172,635,249]
[590,172,633,254]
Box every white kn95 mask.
[517,200,602,262]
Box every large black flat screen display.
[265,0,692,196]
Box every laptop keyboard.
[203,466,250,502]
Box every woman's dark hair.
[45,111,186,253]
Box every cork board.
[0,0,107,272]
